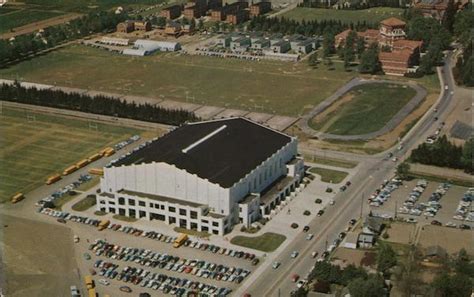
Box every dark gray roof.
[113,118,292,188]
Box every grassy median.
[230,232,286,252]
[310,167,348,183]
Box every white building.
[122,39,181,56]
[97,118,304,235]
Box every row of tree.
[298,0,408,9]
[0,82,199,126]
[0,11,127,67]
[247,16,377,37]
[410,135,473,174]
[452,5,474,86]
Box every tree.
[453,8,474,48]
[322,31,335,58]
[443,0,456,32]
[156,16,166,28]
[356,36,365,58]
[197,19,204,31]
[348,275,385,297]
[395,246,422,297]
[396,162,410,180]
[377,242,397,274]
[308,51,318,67]
[461,138,474,174]
[432,272,472,297]
[358,43,381,74]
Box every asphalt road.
[239,51,457,297]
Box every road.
[239,51,457,297]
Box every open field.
[230,232,286,252]
[0,44,355,116]
[282,7,404,24]
[0,8,64,34]
[18,0,165,12]
[418,225,474,255]
[0,106,141,201]
[0,215,78,297]
[309,167,348,183]
[311,83,416,135]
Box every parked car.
[317,210,324,217]
[431,220,442,226]
[291,223,299,229]
[120,286,132,293]
[311,251,318,258]
[303,226,310,232]
[272,262,280,269]
[315,198,322,204]
[306,234,314,240]
[325,187,333,193]
[290,251,299,258]
[291,274,299,282]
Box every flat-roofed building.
[97,118,304,234]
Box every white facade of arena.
[97,118,304,235]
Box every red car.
[291,274,300,282]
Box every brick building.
[335,17,422,76]
[250,1,271,17]
[160,4,183,20]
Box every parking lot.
[38,207,258,296]
[369,178,473,228]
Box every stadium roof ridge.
[113,117,293,188]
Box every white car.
[306,234,314,240]
[329,200,335,205]
[272,261,280,269]
[291,251,299,258]
[98,279,110,286]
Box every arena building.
[96,118,304,235]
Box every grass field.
[309,167,348,183]
[71,195,97,211]
[303,154,358,168]
[0,107,142,202]
[0,9,64,33]
[230,232,286,252]
[0,44,354,116]
[311,83,416,135]
[282,7,404,24]
[21,0,165,12]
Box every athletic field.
[0,106,141,201]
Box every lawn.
[230,232,286,252]
[282,7,404,24]
[309,167,348,183]
[0,44,354,116]
[0,106,142,202]
[71,195,97,211]
[303,154,358,168]
[0,9,64,34]
[22,0,166,12]
[174,227,210,238]
[311,83,416,135]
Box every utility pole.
[360,191,364,219]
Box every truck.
[173,233,188,248]
[88,153,102,163]
[88,168,104,176]
[11,193,24,204]
[46,174,61,185]
[76,159,90,168]
[63,165,78,176]
[84,275,94,290]
[97,219,110,231]
[101,147,115,157]
[88,288,97,297]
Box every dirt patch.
[332,247,377,269]
[0,215,79,297]
[417,225,474,255]
[1,13,83,40]
[384,222,417,245]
